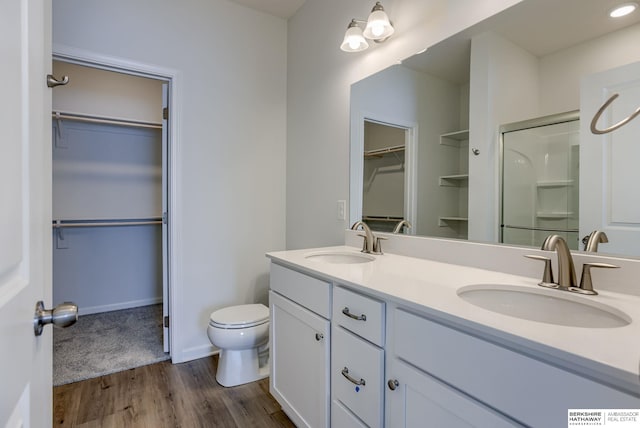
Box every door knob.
[33,300,78,336]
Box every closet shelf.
[52,111,162,130]
[439,174,469,186]
[439,129,469,147]
[363,215,405,223]
[364,145,405,158]
[438,216,468,227]
[52,217,163,228]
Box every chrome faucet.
[392,220,412,234]
[351,221,384,254]
[540,235,577,289]
[584,230,608,252]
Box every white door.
[0,0,53,426]
[580,61,640,256]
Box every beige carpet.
[53,304,169,386]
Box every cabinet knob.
[387,379,399,390]
[315,333,324,341]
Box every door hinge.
[163,107,168,120]
[164,316,169,328]
[162,212,168,225]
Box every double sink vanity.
[267,234,640,427]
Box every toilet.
[207,303,270,387]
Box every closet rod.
[52,111,162,129]
[53,218,163,228]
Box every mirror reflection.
[350,0,640,257]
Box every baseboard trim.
[79,297,163,316]
[172,343,218,364]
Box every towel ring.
[590,93,640,135]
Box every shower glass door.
[500,113,580,250]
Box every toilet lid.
[209,304,269,328]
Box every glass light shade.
[363,8,394,40]
[341,23,369,52]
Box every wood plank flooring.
[53,356,295,428]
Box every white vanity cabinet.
[385,307,521,427]
[331,286,385,428]
[267,257,640,428]
[386,307,640,427]
[385,357,518,428]
[269,263,332,428]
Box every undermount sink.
[304,251,375,264]
[457,284,631,328]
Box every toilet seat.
[209,303,269,329]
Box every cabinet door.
[270,291,330,428]
[386,358,519,428]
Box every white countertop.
[267,245,640,396]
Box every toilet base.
[216,348,269,387]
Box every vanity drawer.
[270,263,331,318]
[333,286,385,346]
[393,308,640,426]
[332,325,384,428]
[331,400,368,428]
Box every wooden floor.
[53,356,295,428]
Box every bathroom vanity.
[267,244,640,427]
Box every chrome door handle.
[341,367,366,386]
[342,307,366,321]
[34,300,78,336]
[46,74,69,88]
[388,379,399,390]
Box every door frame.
[349,111,418,233]
[51,44,181,359]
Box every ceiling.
[228,0,306,19]
[402,0,640,84]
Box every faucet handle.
[373,236,387,255]
[524,255,555,287]
[357,233,369,253]
[571,262,619,295]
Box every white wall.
[52,61,163,123]
[539,22,640,115]
[286,0,523,250]
[351,65,462,237]
[468,31,540,243]
[53,0,287,362]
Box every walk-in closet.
[51,61,170,385]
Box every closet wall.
[52,61,165,315]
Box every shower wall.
[501,118,580,249]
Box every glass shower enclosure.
[500,112,580,250]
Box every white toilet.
[207,303,270,387]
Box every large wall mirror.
[350,0,640,258]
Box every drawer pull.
[341,367,366,386]
[315,333,324,341]
[342,307,367,321]
[387,379,399,390]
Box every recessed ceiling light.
[609,2,638,18]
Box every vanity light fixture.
[609,2,638,18]
[341,19,369,52]
[340,2,394,53]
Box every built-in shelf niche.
[438,129,469,239]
